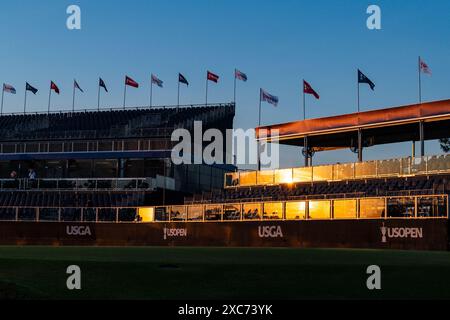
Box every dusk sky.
[1,0,449,169]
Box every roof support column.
[358,128,363,162]
[304,136,309,167]
[419,121,425,157]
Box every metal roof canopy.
[256,99,450,151]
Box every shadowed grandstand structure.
[0,104,236,222]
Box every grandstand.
[0,99,449,251]
[0,104,236,223]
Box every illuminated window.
[417,196,447,218]
[170,206,187,221]
[274,169,293,185]
[292,167,312,183]
[205,205,223,221]
[187,205,203,221]
[355,161,377,178]
[312,165,333,182]
[333,200,357,219]
[333,163,354,180]
[224,204,241,221]
[387,197,415,218]
[285,201,306,220]
[240,171,257,186]
[308,201,331,219]
[243,203,262,220]
[263,202,283,220]
[257,170,274,185]
[360,198,385,218]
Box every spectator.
[10,170,17,179]
[28,168,37,180]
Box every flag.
[50,81,60,94]
[74,80,84,93]
[420,58,432,75]
[3,84,16,94]
[303,80,320,99]
[99,78,108,92]
[358,69,375,90]
[151,74,163,88]
[260,89,279,107]
[207,71,219,83]
[125,76,139,88]
[235,69,248,82]
[26,83,38,94]
[179,73,189,86]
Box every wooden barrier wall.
[0,219,447,251]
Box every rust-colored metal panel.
[257,99,450,141]
[0,220,447,251]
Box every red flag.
[419,58,432,75]
[125,76,139,88]
[50,81,60,94]
[303,80,319,99]
[207,71,219,83]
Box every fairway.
[1,246,450,300]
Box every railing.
[0,178,154,191]
[153,194,448,222]
[0,195,447,223]
[225,154,450,188]
[1,102,235,117]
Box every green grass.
[0,246,450,300]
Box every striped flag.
[151,74,163,88]
[420,58,432,75]
[3,84,16,94]
[260,89,279,107]
[235,69,248,82]
[303,80,320,99]
[207,71,219,83]
[125,76,139,88]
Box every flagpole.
[257,89,262,171]
[302,79,306,120]
[1,87,4,115]
[177,80,180,111]
[24,85,27,114]
[123,81,127,110]
[357,73,360,112]
[233,69,237,104]
[418,56,422,104]
[97,82,101,111]
[48,86,52,114]
[150,80,153,108]
[72,81,76,112]
[205,75,209,106]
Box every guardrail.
[0,194,447,223]
[225,154,450,188]
[0,178,154,191]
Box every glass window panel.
[61,208,82,222]
[240,171,257,186]
[333,200,357,219]
[308,200,331,219]
[39,208,59,221]
[205,205,223,221]
[312,165,333,182]
[427,154,449,173]
[223,204,241,221]
[417,196,447,218]
[292,167,312,183]
[411,156,427,174]
[170,206,187,221]
[387,197,415,218]
[225,173,239,187]
[274,169,293,185]
[18,208,36,221]
[82,208,97,222]
[257,170,274,185]
[285,201,306,220]
[187,205,203,221]
[154,207,169,221]
[243,203,262,220]
[377,159,401,176]
[119,208,137,222]
[263,202,283,220]
[360,198,385,218]
[333,163,354,180]
[355,161,377,178]
[0,208,16,221]
[98,208,116,222]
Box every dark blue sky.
[1,0,449,168]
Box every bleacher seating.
[0,104,235,141]
[187,175,450,204]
